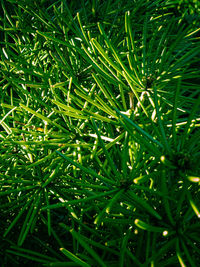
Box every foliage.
[0,0,200,266]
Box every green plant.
[1,0,200,266]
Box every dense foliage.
[1,0,200,266]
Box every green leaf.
[115,108,163,151]
[161,170,175,226]
[69,228,107,267]
[172,79,181,147]
[42,188,118,210]
[18,192,41,246]
[126,191,162,220]
[134,219,167,233]
[56,150,115,186]
[0,185,37,196]
[181,94,200,148]
[60,248,90,267]
[20,104,71,134]
[92,119,121,180]
[176,239,187,267]
[153,86,171,154]
[3,194,35,237]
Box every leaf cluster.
[0,0,200,266]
